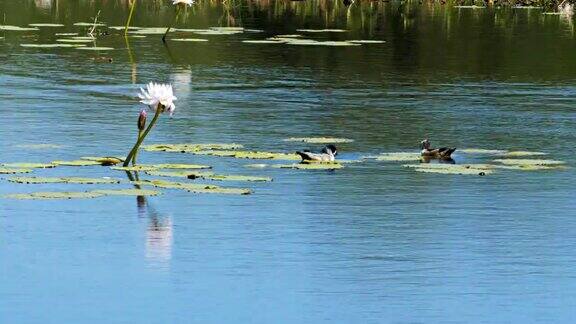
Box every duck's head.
[420,139,431,150]
[322,144,338,156]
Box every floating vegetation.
[149,163,211,169]
[21,43,85,48]
[173,28,212,32]
[0,168,33,174]
[276,34,302,38]
[504,151,548,157]
[513,6,542,9]
[319,41,361,47]
[92,189,161,196]
[130,27,168,35]
[460,148,508,154]
[111,165,157,172]
[71,36,97,40]
[493,159,565,166]
[145,170,214,178]
[8,176,120,184]
[372,152,422,162]
[80,156,123,165]
[296,29,347,33]
[171,38,209,42]
[142,143,244,152]
[15,144,64,150]
[273,163,343,170]
[495,165,565,171]
[1,163,55,169]
[210,27,244,31]
[348,40,386,44]
[3,191,104,200]
[51,160,102,166]
[134,179,251,195]
[242,40,283,44]
[203,174,272,182]
[284,137,354,144]
[229,151,301,160]
[0,25,39,31]
[57,38,94,43]
[244,163,269,168]
[76,47,114,51]
[194,30,243,35]
[55,33,79,36]
[453,5,486,8]
[109,26,140,30]
[403,163,494,175]
[28,23,65,27]
[73,22,106,27]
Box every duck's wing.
[438,147,456,157]
[297,151,326,161]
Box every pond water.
[1,0,576,323]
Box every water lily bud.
[138,109,147,131]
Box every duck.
[420,139,456,159]
[296,145,338,162]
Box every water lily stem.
[123,105,162,167]
[131,129,144,165]
[124,0,137,36]
[162,6,181,43]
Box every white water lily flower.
[172,0,194,6]
[138,82,177,115]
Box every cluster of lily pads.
[1,21,385,51]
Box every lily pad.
[0,168,33,174]
[275,34,302,38]
[51,160,102,166]
[73,22,106,27]
[3,191,105,200]
[194,30,243,35]
[284,137,354,144]
[210,27,244,31]
[454,5,486,8]
[0,25,39,31]
[57,38,94,43]
[503,151,548,157]
[296,29,347,33]
[21,43,85,48]
[495,165,566,171]
[142,143,244,152]
[233,151,301,160]
[8,176,120,184]
[55,32,79,36]
[76,47,114,51]
[348,40,386,44]
[133,179,250,195]
[1,163,55,169]
[493,159,565,166]
[144,170,214,178]
[171,38,209,42]
[29,23,65,27]
[108,26,141,30]
[129,27,167,35]
[188,187,252,195]
[244,163,269,168]
[173,28,212,32]
[203,175,272,182]
[92,189,161,196]
[274,163,344,170]
[242,40,283,44]
[460,148,508,154]
[319,41,361,47]
[151,163,211,169]
[80,156,123,165]
[111,166,158,172]
[403,163,494,175]
[373,152,422,162]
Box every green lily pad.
[194,30,243,35]
[16,143,64,149]
[151,163,211,169]
[73,22,106,27]
[188,187,252,195]
[111,165,158,172]
[108,26,141,30]
[284,137,354,144]
[29,23,65,27]
[460,148,508,154]
[275,34,302,38]
[129,28,167,35]
[51,160,102,166]
[210,27,244,31]
[373,152,422,162]
[348,40,386,44]
[403,163,494,175]
[76,47,114,51]
[144,170,214,178]
[71,36,96,40]
[21,43,85,48]
[319,41,361,47]
[142,143,244,152]
[57,38,94,43]
[92,189,161,196]
[8,176,120,184]
[133,179,250,195]
[80,156,123,165]
[171,38,209,42]
[203,175,272,182]
[192,150,238,157]
[0,168,33,174]
[55,32,79,36]
[173,28,212,32]
[495,165,567,171]
[242,40,284,44]
[296,29,347,33]
[0,25,39,31]
[274,163,344,170]
[1,163,55,169]
[3,191,105,200]
[503,151,548,157]
[232,151,301,160]
[493,159,565,166]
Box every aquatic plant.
[163,0,195,43]
[123,83,177,167]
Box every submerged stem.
[124,0,137,36]
[162,6,181,43]
[123,105,162,167]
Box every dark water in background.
[1,0,576,323]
